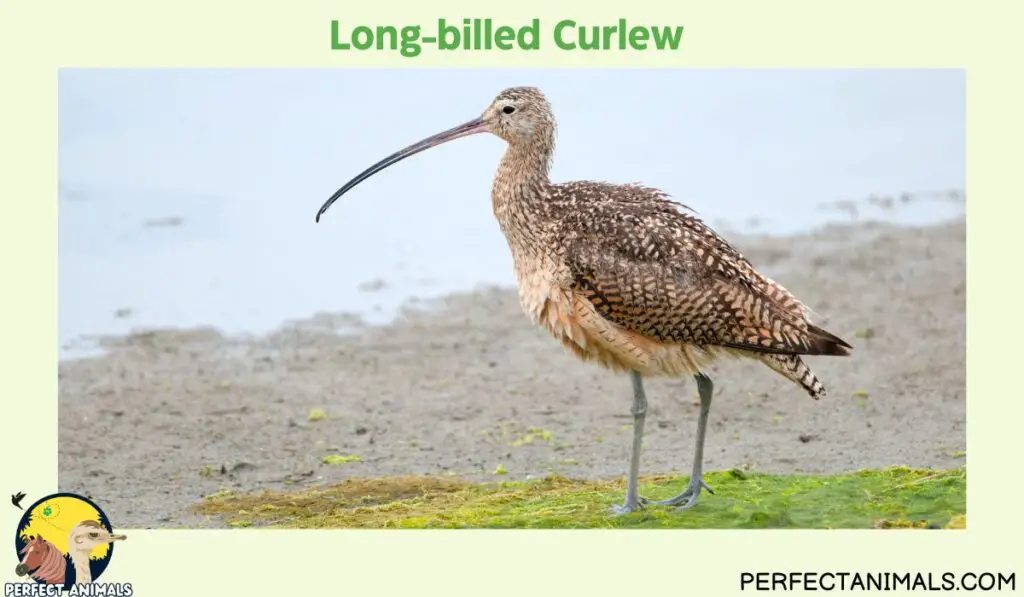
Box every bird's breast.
[512,250,561,324]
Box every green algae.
[192,466,965,530]
[322,454,362,465]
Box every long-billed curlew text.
[329,19,684,57]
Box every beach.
[58,213,966,528]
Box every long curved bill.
[316,117,488,222]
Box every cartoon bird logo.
[11,491,26,510]
[13,493,126,588]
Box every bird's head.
[68,521,126,553]
[315,86,556,222]
[480,86,555,145]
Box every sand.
[58,216,966,528]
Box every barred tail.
[759,353,827,400]
[806,324,854,357]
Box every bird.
[66,520,126,584]
[315,86,853,515]
[12,491,25,510]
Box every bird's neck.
[491,142,553,239]
[70,551,92,584]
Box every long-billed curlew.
[316,87,853,514]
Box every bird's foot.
[609,498,645,517]
[639,477,714,511]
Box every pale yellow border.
[2,0,1018,595]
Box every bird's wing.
[559,191,850,356]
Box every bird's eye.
[502,105,515,115]
[89,533,98,538]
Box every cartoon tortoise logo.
[13,492,126,588]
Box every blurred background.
[58,69,965,359]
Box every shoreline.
[59,215,966,528]
[59,190,964,364]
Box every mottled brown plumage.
[316,85,853,514]
[484,88,850,401]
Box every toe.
[672,494,701,513]
[610,501,645,516]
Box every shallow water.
[58,69,965,359]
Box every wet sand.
[58,216,966,528]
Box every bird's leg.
[610,370,647,516]
[640,373,716,510]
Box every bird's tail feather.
[806,324,854,356]
[759,353,827,399]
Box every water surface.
[59,69,965,359]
